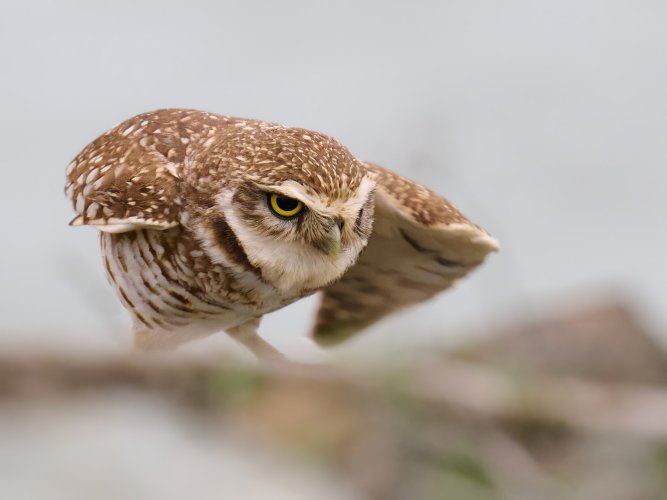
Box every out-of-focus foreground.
[3,298,667,500]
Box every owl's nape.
[65,108,496,357]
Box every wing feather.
[64,110,202,232]
[312,162,498,345]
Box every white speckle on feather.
[75,195,85,213]
[86,202,100,218]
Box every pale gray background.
[1,0,665,355]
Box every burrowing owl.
[65,109,498,358]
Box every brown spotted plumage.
[313,163,497,345]
[65,108,498,357]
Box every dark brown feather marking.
[400,229,464,267]
[151,317,169,329]
[150,250,179,282]
[212,216,263,279]
[116,247,128,273]
[103,255,115,282]
[142,278,157,294]
[165,301,198,314]
[118,287,134,308]
[168,290,190,304]
[134,312,151,328]
[399,228,433,253]
[146,300,162,314]
[168,288,229,310]
[434,255,465,268]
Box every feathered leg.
[226,318,284,360]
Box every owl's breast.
[100,228,302,340]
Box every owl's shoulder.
[65,109,241,231]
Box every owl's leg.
[226,318,284,361]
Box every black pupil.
[276,196,299,212]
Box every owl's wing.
[312,162,499,345]
[65,111,188,233]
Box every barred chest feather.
[100,227,303,343]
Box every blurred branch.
[3,352,667,440]
[2,346,667,499]
[411,358,667,439]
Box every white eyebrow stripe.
[260,177,376,217]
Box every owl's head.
[189,124,377,294]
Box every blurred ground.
[2,298,666,500]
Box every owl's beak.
[314,222,341,259]
[328,224,341,259]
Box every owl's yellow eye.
[269,193,304,218]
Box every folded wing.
[64,110,196,233]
